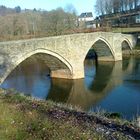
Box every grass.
[0,89,103,140]
[0,88,139,140]
[111,27,140,33]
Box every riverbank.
[0,88,140,140]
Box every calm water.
[1,55,140,119]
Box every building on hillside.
[78,12,96,28]
[95,9,140,28]
[78,12,94,22]
[85,20,96,28]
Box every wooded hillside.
[0,5,77,41]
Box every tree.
[25,11,42,35]
[112,0,121,13]
[128,0,134,10]
[15,6,21,13]
[41,8,76,36]
[33,8,37,12]
[104,0,113,14]
[95,0,105,15]
[0,5,77,41]
[95,0,140,15]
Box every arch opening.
[122,40,132,51]
[0,53,73,99]
[33,53,72,79]
[85,39,115,63]
[1,49,73,84]
[84,39,115,84]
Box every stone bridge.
[0,32,137,83]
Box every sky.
[0,0,96,16]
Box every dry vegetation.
[0,5,78,41]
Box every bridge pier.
[51,69,85,79]
[98,56,116,61]
[91,52,122,62]
[114,53,122,61]
[51,69,72,79]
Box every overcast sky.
[0,0,96,16]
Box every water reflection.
[47,79,72,103]
[0,54,140,119]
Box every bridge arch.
[121,38,132,50]
[1,48,73,83]
[84,37,115,62]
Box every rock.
[104,112,121,119]
[136,117,140,128]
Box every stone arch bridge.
[0,32,137,83]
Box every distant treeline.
[0,5,78,41]
[95,0,140,15]
[0,5,22,16]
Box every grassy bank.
[0,88,140,140]
[111,27,140,33]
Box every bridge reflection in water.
[0,54,140,119]
[48,60,124,111]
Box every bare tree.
[128,0,134,10]
[0,5,77,41]
[41,8,76,36]
[95,0,105,15]
[112,0,121,13]
[95,0,140,17]
[104,0,113,14]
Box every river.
[1,55,140,120]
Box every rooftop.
[79,12,93,18]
